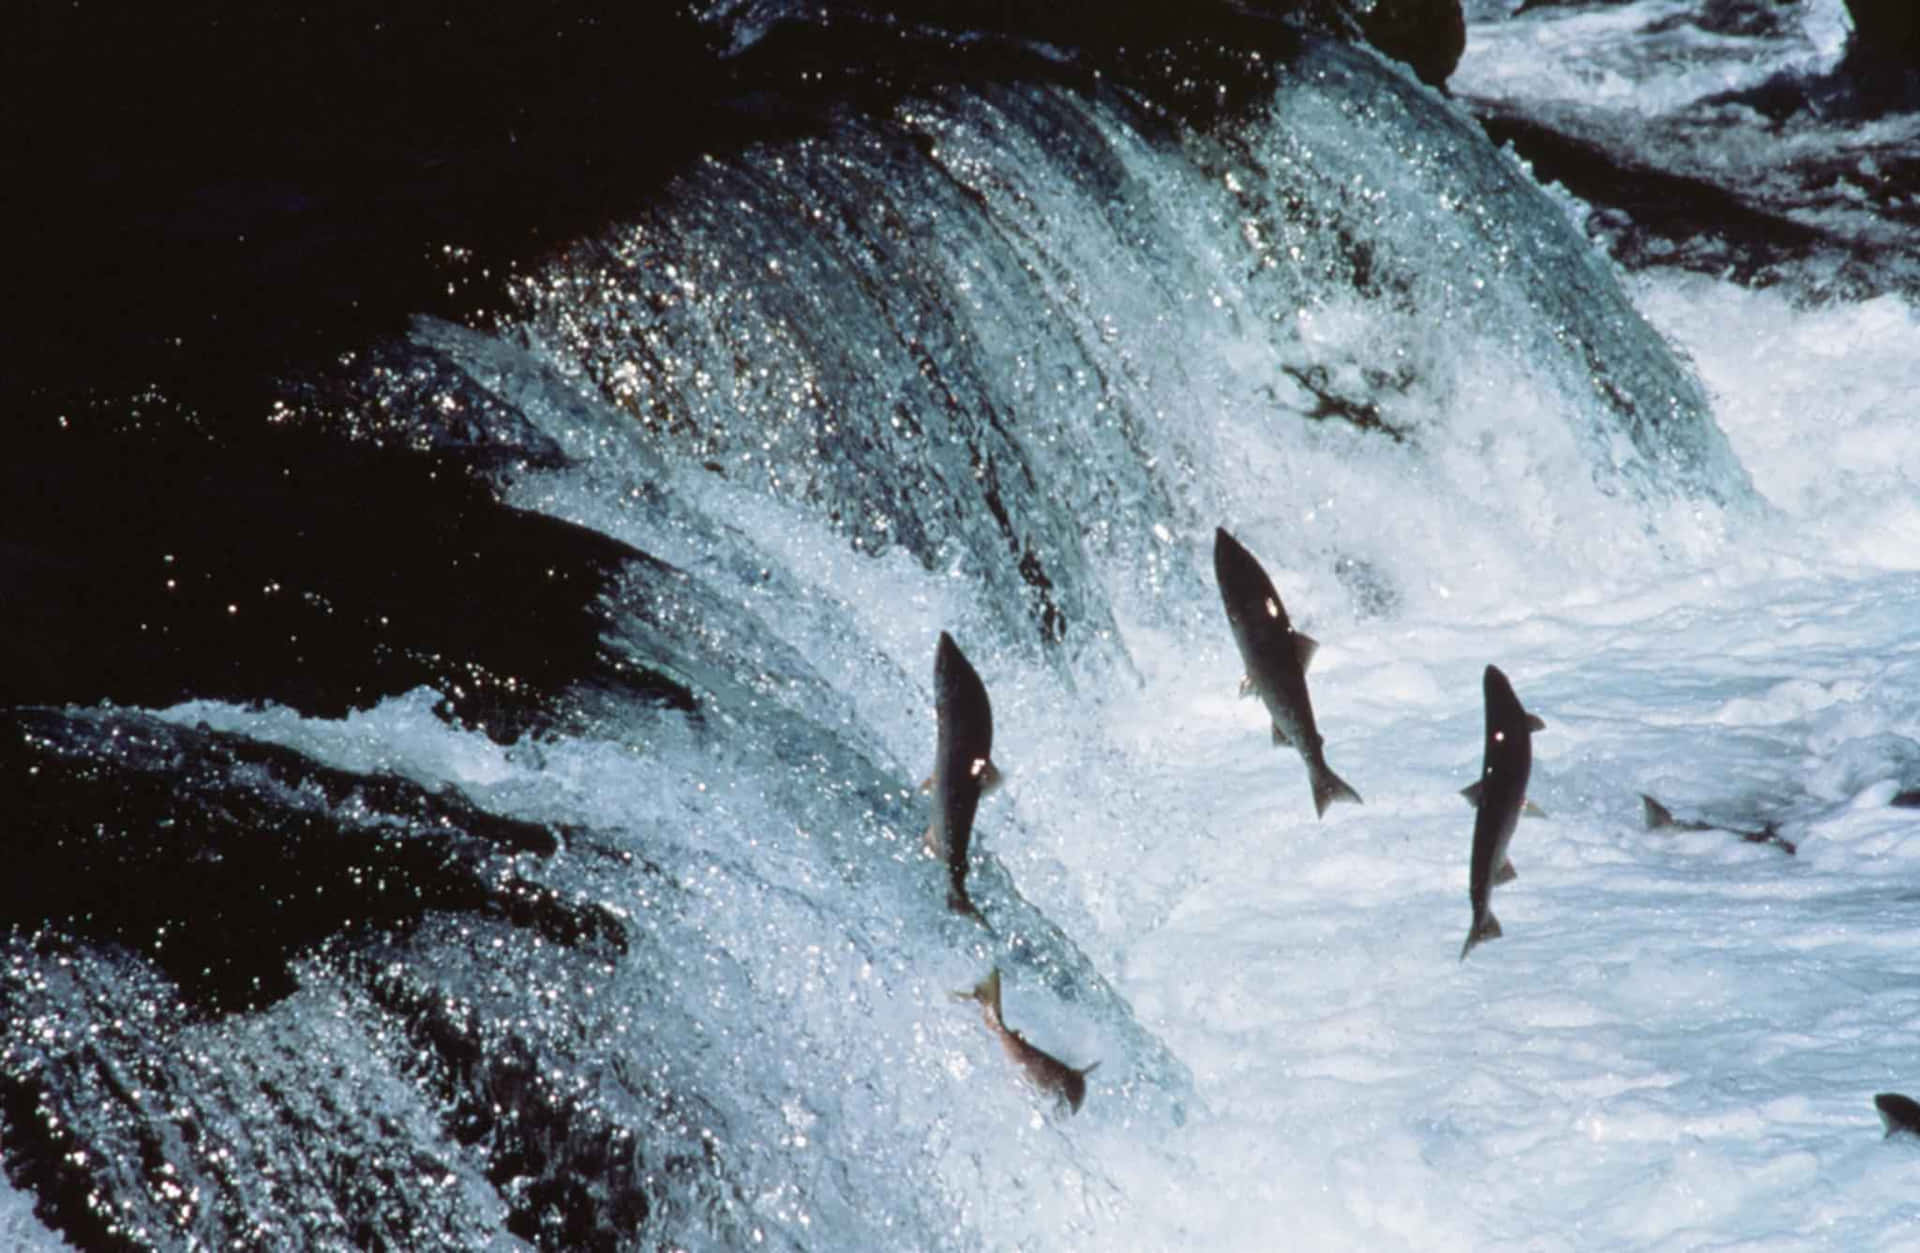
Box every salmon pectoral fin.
[1271,722,1292,747]
[1464,781,1545,818]
[978,760,1005,795]
[1493,858,1517,886]
[1293,632,1319,671]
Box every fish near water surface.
[924,631,1000,919]
[1461,664,1544,960]
[1212,527,1362,818]
[1640,793,1796,856]
[954,968,1096,1114]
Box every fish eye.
[1264,597,1280,618]
[969,758,987,777]
[1493,731,1505,742]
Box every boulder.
[1359,0,1468,89]
[1847,0,1920,63]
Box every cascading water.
[14,4,1890,1250]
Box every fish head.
[1213,527,1289,632]
[1481,665,1535,767]
[1483,664,1524,724]
[934,632,993,753]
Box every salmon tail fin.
[1064,1060,1101,1115]
[1459,910,1502,961]
[1312,763,1363,818]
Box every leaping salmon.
[954,968,1096,1114]
[1461,664,1544,960]
[924,632,1000,919]
[1641,793,1796,856]
[1213,527,1362,818]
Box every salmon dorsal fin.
[1526,713,1546,733]
[1641,793,1675,830]
[1293,632,1319,671]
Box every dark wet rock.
[1358,0,1468,88]
[0,945,519,1252]
[1693,0,1801,39]
[1465,97,1920,300]
[361,959,680,1251]
[7,0,1363,423]
[0,707,625,1014]
[1635,0,1802,39]
[1847,0,1920,66]
[0,917,683,1252]
[1470,102,1826,275]
[1513,0,1635,13]
[0,398,691,738]
[0,704,679,1250]
[1835,1,1920,113]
